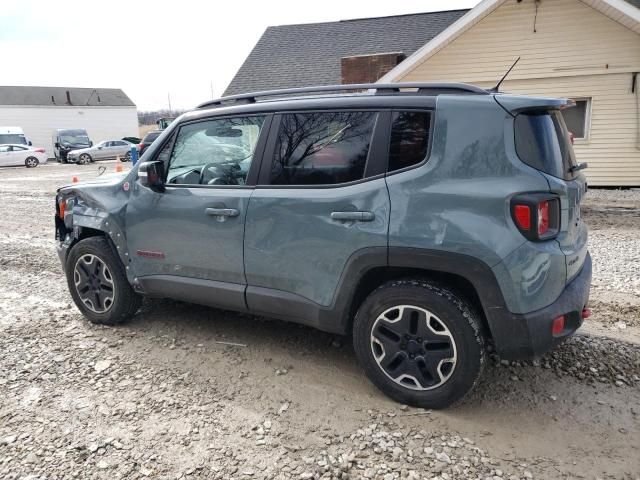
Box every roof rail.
[197,82,488,109]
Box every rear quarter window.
[514,111,577,180]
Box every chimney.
[65,90,72,105]
[340,52,406,84]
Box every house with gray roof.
[0,86,138,158]
[224,10,468,95]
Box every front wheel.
[65,237,141,325]
[78,153,92,165]
[353,279,485,409]
[25,156,39,168]
[123,152,131,162]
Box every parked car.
[53,128,92,163]
[54,83,590,409]
[0,144,46,167]
[67,140,134,164]
[138,130,162,157]
[0,127,31,146]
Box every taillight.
[34,148,46,153]
[513,205,531,230]
[537,201,550,235]
[511,194,560,241]
[58,199,66,219]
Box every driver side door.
[125,114,272,311]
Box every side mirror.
[28,141,32,146]
[97,146,103,149]
[55,142,60,148]
[89,141,93,147]
[138,161,165,192]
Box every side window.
[166,116,265,186]
[270,111,377,186]
[0,146,9,152]
[388,111,432,173]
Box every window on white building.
[561,98,591,141]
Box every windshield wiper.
[569,162,588,173]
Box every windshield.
[60,130,90,144]
[0,134,27,145]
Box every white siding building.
[0,86,138,159]
[378,0,640,186]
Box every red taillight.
[34,148,46,153]
[513,205,531,230]
[537,201,549,235]
[581,308,591,319]
[511,194,560,241]
[552,315,565,336]
[58,200,66,219]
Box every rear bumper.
[489,252,591,360]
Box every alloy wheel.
[370,305,457,390]
[73,254,115,313]
[25,157,38,167]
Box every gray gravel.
[589,230,640,296]
[1,164,640,479]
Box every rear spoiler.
[493,95,574,116]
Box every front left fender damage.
[55,173,133,280]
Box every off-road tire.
[25,156,39,168]
[65,237,141,325]
[353,279,485,409]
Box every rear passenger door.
[244,110,390,319]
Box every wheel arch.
[337,247,510,342]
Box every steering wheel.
[199,162,224,185]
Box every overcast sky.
[2,0,478,111]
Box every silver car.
[67,140,134,164]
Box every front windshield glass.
[60,130,90,144]
[0,134,27,145]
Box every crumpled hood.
[57,171,129,192]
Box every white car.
[0,144,47,168]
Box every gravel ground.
[0,163,639,479]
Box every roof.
[378,0,640,83]
[223,10,469,95]
[0,86,135,107]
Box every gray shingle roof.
[0,86,135,107]
[224,10,468,95]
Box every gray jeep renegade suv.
[55,83,591,408]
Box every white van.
[0,127,31,146]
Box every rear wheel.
[25,156,39,168]
[66,237,141,325]
[353,279,485,409]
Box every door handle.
[331,211,375,222]
[205,207,239,217]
